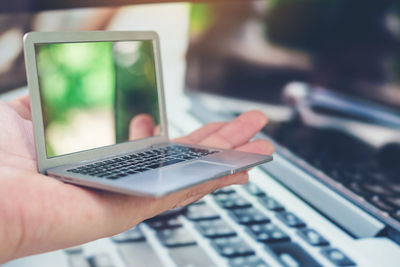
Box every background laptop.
[2,0,400,266]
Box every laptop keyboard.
[263,121,400,225]
[64,182,356,267]
[67,145,219,180]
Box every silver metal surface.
[48,147,272,197]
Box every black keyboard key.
[369,195,396,213]
[146,217,182,230]
[88,253,115,267]
[321,248,356,266]
[258,196,285,211]
[230,208,270,225]
[296,228,329,246]
[363,183,393,197]
[68,254,91,267]
[111,227,145,243]
[212,187,236,195]
[276,211,306,228]
[156,227,197,248]
[229,255,269,267]
[185,204,220,221]
[214,193,252,210]
[267,242,323,267]
[383,196,400,209]
[212,237,254,258]
[391,210,400,221]
[242,183,266,197]
[247,224,290,244]
[195,219,236,238]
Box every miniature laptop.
[23,31,272,196]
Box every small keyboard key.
[214,193,252,210]
[229,255,269,267]
[258,196,285,211]
[111,227,145,243]
[247,224,290,244]
[68,254,91,267]
[267,242,323,267]
[185,203,220,221]
[146,217,182,230]
[276,211,306,228]
[88,253,114,267]
[118,242,164,267]
[195,219,236,238]
[212,236,255,258]
[156,227,197,248]
[229,208,270,225]
[242,183,266,197]
[321,248,356,266]
[212,187,236,195]
[296,228,329,246]
[169,245,217,267]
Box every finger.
[173,121,226,144]
[153,125,161,136]
[129,114,155,140]
[8,95,32,120]
[235,139,274,155]
[200,110,267,149]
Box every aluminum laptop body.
[23,31,272,197]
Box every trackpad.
[157,161,232,190]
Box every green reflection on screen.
[36,40,160,158]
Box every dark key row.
[66,145,218,179]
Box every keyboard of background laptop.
[64,181,356,267]
[263,119,400,223]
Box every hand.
[0,96,273,263]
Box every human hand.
[0,96,273,263]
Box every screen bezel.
[24,31,169,173]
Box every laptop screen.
[35,40,161,158]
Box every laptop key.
[267,242,323,267]
[229,255,269,267]
[185,203,220,221]
[111,227,145,243]
[117,242,165,267]
[296,228,329,246]
[243,183,266,197]
[259,196,285,211]
[211,236,254,258]
[156,227,197,248]
[169,245,217,267]
[195,219,236,238]
[321,248,356,266]
[247,224,290,244]
[276,211,306,228]
[229,208,270,225]
[88,253,114,267]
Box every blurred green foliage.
[37,40,160,157]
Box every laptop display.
[35,40,160,158]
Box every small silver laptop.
[23,31,272,197]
